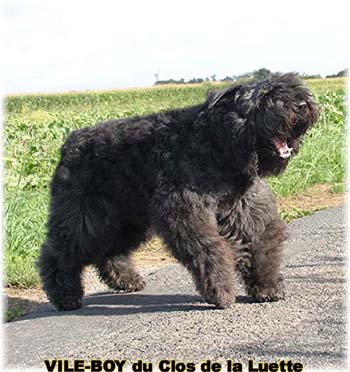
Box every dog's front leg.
[237,218,287,302]
[151,190,235,308]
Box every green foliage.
[6,306,27,322]
[4,78,346,287]
[279,208,313,223]
[252,68,271,80]
[5,189,46,286]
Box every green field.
[4,78,346,287]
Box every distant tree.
[336,69,348,77]
[300,72,322,79]
[253,68,271,80]
[154,78,187,85]
[154,79,174,85]
[221,76,234,82]
[326,69,348,78]
[188,78,204,84]
[211,74,217,82]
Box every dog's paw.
[204,287,235,309]
[111,274,146,293]
[126,274,146,292]
[254,290,285,303]
[53,296,83,311]
[250,281,285,303]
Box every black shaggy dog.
[38,73,318,310]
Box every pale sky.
[2,0,348,94]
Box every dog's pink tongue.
[274,139,292,159]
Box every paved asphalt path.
[5,207,346,370]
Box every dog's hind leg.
[152,191,235,308]
[38,163,122,310]
[96,255,145,293]
[38,192,112,311]
[38,239,84,311]
[95,224,147,292]
[237,218,287,302]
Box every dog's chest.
[217,184,277,244]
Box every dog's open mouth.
[273,138,293,159]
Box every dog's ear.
[208,85,241,109]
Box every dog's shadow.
[16,292,256,322]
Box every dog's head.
[208,73,319,176]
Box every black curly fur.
[38,73,318,310]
